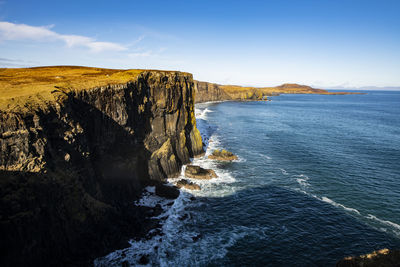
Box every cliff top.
[0,66,188,112]
[218,83,353,95]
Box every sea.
[95,91,400,266]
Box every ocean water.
[96,91,400,266]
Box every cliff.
[0,66,203,266]
[194,81,361,103]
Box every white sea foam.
[297,189,400,238]
[366,214,400,231]
[294,174,310,187]
[320,196,361,215]
[95,187,189,266]
[169,134,239,198]
[134,186,174,209]
[259,153,272,160]
[195,107,213,120]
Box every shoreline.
[97,96,400,265]
[95,102,233,266]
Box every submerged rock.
[185,165,217,179]
[176,179,201,190]
[208,149,238,161]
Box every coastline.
[95,102,233,265]
[96,95,400,265]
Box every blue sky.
[0,0,399,88]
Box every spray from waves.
[94,186,190,266]
[169,134,239,198]
[195,107,213,120]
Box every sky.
[0,0,399,88]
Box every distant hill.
[194,81,362,103]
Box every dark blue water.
[97,91,400,266]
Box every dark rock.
[185,165,217,179]
[138,255,149,265]
[122,260,130,267]
[176,179,201,190]
[179,213,189,221]
[155,184,180,199]
[192,233,202,242]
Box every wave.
[294,174,310,187]
[279,168,288,175]
[169,134,238,198]
[296,189,400,239]
[94,187,191,266]
[320,196,361,215]
[258,153,272,160]
[195,107,213,120]
[366,214,400,231]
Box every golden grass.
[219,83,362,96]
[0,66,187,112]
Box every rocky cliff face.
[0,69,203,266]
[193,80,232,103]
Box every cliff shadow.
[0,92,160,266]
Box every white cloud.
[0,21,127,52]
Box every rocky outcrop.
[185,165,217,179]
[208,149,238,161]
[337,248,400,267]
[0,68,203,266]
[193,80,232,103]
[176,179,201,190]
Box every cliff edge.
[0,66,203,266]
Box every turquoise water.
[96,91,400,266]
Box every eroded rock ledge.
[0,68,203,266]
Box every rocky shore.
[337,248,400,266]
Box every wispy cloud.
[0,57,38,67]
[0,21,128,52]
